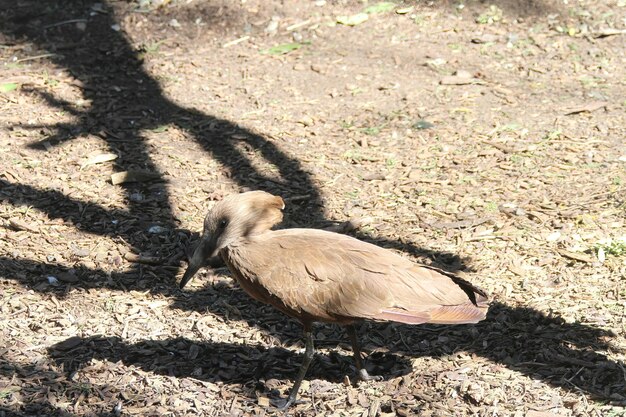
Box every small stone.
[311,64,325,73]
[454,69,473,78]
[298,116,314,127]
[265,16,280,33]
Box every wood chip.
[81,153,118,168]
[362,172,386,181]
[422,217,492,230]
[471,33,499,43]
[440,76,486,85]
[592,28,626,38]
[526,411,560,417]
[368,398,381,417]
[123,252,163,265]
[57,272,79,283]
[51,336,83,351]
[8,218,39,233]
[556,249,594,263]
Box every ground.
[0,0,625,416]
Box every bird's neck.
[228,229,272,248]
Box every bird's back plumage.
[221,228,488,326]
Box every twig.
[284,194,312,202]
[0,93,17,103]
[16,53,61,63]
[566,366,585,382]
[617,361,626,387]
[222,36,250,48]
[397,331,412,352]
[286,20,312,31]
[44,19,88,29]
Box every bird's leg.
[346,324,383,382]
[273,329,315,410]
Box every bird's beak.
[180,236,216,289]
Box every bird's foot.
[270,397,292,411]
[270,396,304,411]
[356,368,383,382]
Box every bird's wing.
[227,229,488,325]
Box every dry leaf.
[557,249,594,263]
[82,153,117,169]
[8,218,39,233]
[337,13,369,26]
[564,101,608,115]
[593,28,626,38]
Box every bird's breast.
[218,242,352,325]
[219,245,305,317]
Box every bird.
[180,190,489,409]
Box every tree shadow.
[45,335,412,387]
[0,0,469,282]
[1,0,623,414]
[447,0,562,18]
[40,300,625,409]
[3,255,623,408]
[0,356,116,417]
[174,278,626,405]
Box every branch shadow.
[445,0,563,17]
[0,0,470,271]
[0,0,471,296]
[0,356,116,417]
[3,254,623,405]
[39,300,625,409]
[45,335,412,388]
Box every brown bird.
[181,191,488,409]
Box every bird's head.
[179,190,285,288]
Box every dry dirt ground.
[1,0,625,416]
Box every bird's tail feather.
[377,301,488,325]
